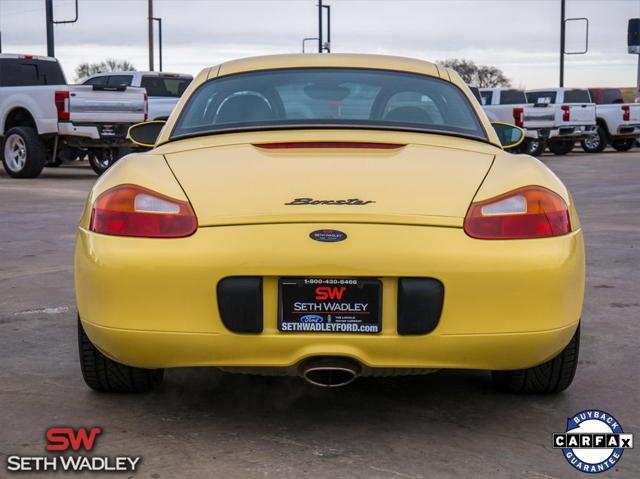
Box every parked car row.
[0,53,192,178]
[471,85,640,156]
[1,52,637,180]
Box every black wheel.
[611,138,635,152]
[78,318,164,393]
[581,126,607,153]
[524,138,545,156]
[1,126,47,178]
[492,324,580,394]
[88,149,114,175]
[548,139,574,155]
[88,147,130,175]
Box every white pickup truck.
[479,87,556,156]
[0,54,147,178]
[525,88,597,155]
[81,71,192,120]
[580,88,640,153]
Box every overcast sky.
[1,0,639,88]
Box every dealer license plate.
[278,278,381,333]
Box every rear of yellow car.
[75,55,584,394]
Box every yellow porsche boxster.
[75,54,584,393]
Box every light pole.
[153,17,163,72]
[148,0,154,71]
[559,0,565,86]
[44,0,78,57]
[318,0,323,53]
[303,37,318,53]
[317,1,331,53]
[323,4,331,52]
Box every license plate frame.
[278,278,382,334]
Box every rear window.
[499,89,527,105]
[526,91,557,104]
[600,89,624,104]
[0,58,66,87]
[141,76,191,97]
[480,90,493,105]
[172,68,487,141]
[107,75,133,87]
[563,89,591,103]
[83,76,107,86]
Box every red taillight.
[622,105,630,121]
[464,186,571,239]
[143,93,148,121]
[254,142,404,149]
[55,90,70,121]
[90,184,197,238]
[512,107,524,128]
[561,105,571,122]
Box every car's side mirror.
[127,120,166,148]
[491,122,525,150]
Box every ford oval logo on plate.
[309,229,347,242]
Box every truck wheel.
[548,140,574,155]
[1,127,47,178]
[492,324,580,394]
[524,139,545,156]
[611,139,635,152]
[581,126,607,153]
[78,318,164,393]
[89,148,130,175]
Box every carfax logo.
[553,409,634,473]
[6,427,141,473]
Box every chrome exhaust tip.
[301,358,360,388]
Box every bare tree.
[75,59,136,82]
[438,58,510,88]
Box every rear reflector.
[254,142,405,149]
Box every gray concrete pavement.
[0,151,638,478]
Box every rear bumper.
[547,125,597,140]
[614,124,640,138]
[58,121,134,147]
[75,223,585,371]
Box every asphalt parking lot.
[0,150,638,479]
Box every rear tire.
[492,324,580,394]
[611,138,635,152]
[524,138,545,156]
[548,139,574,155]
[78,318,164,393]
[1,127,46,178]
[581,126,607,153]
[89,147,130,175]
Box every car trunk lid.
[165,137,495,227]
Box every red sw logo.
[315,286,347,301]
[46,427,103,452]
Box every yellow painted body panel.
[75,54,585,373]
[76,223,584,370]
